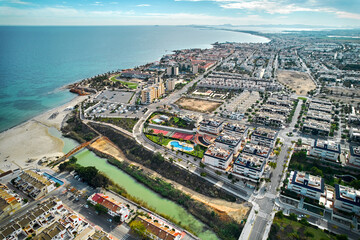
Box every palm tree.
[158,133,164,144]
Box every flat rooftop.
[243,143,271,158]
[314,139,340,153]
[204,145,232,160]
[335,184,360,206]
[290,171,324,193]
[215,134,241,146]
[234,153,265,171]
[350,146,360,157]
[200,119,223,128]
[252,127,278,140]
[223,123,248,134]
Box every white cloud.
[220,1,331,14]
[335,11,360,20]
[137,4,151,7]
[177,0,360,20]
[5,0,31,4]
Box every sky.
[0,0,359,27]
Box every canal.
[49,127,218,240]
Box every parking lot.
[85,101,145,119]
[95,90,135,104]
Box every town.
[1,29,360,240]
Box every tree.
[297,138,302,146]
[158,133,164,144]
[336,234,348,240]
[148,129,154,135]
[275,211,284,219]
[129,220,150,240]
[94,203,108,214]
[114,216,121,223]
[289,213,298,221]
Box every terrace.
[242,143,271,158]
[234,153,265,170]
[204,145,232,161]
[215,134,241,147]
[252,127,277,140]
[314,139,340,153]
[223,123,248,135]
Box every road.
[243,98,303,240]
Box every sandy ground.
[90,137,250,223]
[277,70,316,95]
[0,95,87,170]
[175,97,222,113]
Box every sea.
[0,26,269,132]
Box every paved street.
[243,98,303,240]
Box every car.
[84,204,89,208]
[107,218,112,223]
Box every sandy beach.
[0,95,87,171]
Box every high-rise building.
[192,64,198,74]
[166,78,176,92]
[166,66,179,76]
[141,80,165,104]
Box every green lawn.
[110,75,138,89]
[270,215,338,240]
[146,134,172,146]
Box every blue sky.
[0,0,359,26]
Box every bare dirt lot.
[277,70,316,95]
[175,97,222,113]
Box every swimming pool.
[43,172,64,186]
[170,141,194,152]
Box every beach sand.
[0,95,87,170]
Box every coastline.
[0,94,87,171]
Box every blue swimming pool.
[43,172,64,186]
[170,141,194,152]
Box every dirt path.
[89,137,250,223]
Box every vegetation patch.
[94,117,138,132]
[147,111,195,130]
[269,211,345,240]
[110,75,138,89]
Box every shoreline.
[0,29,269,171]
[0,94,87,170]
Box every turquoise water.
[170,140,194,151]
[43,172,64,186]
[0,26,268,132]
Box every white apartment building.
[203,145,233,170]
[250,127,278,148]
[349,146,360,166]
[223,123,249,139]
[287,171,325,200]
[198,119,224,135]
[334,184,360,214]
[214,133,242,153]
[242,143,271,159]
[309,139,341,162]
[233,153,266,181]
